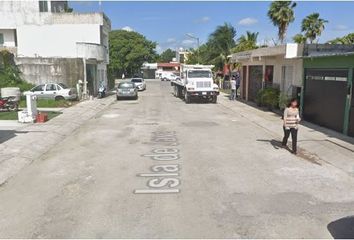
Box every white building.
[229,44,303,101]
[0,0,111,96]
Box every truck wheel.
[174,86,179,97]
[185,91,190,104]
[212,96,217,104]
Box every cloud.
[333,24,349,31]
[167,38,176,43]
[121,26,134,32]
[238,17,258,26]
[195,16,210,23]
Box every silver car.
[28,83,77,101]
[116,82,138,100]
[131,78,146,91]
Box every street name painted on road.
[134,131,181,194]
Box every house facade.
[302,44,354,137]
[0,0,111,96]
[230,44,354,137]
[229,44,303,101]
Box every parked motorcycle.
[0,96,18,111]
[98,86,106,99]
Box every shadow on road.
[328,216,354,239]
[257,138,322,165]
[256,139,284,150]
[0,130,28,144]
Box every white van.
[160,71,177,81]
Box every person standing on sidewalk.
[230,76,236,101]
[282,98,301,154]
[235,72,241,98]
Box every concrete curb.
[0,96,116,185]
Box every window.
[0,33,4,45]
[131,78,143,83]
[305,68,348,82]
[46,84,57,91]
[118,82,134,89]
[51,1,67,13]
[187,70,212,78]
[58,83,68,89]
[39,0,48,12]
[32,84,45,92]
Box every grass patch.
[19,99,77,108]
[0,111,62,121]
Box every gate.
[348,82,354,137]
[303,69,348,133]
[248,66,263,101]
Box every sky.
[69,1,354,53]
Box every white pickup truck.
[171,64,219,103]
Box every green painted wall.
[303,55,354,135]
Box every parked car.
[117,81,138,100]
[131,78,146,91]
[28,83,77,101]
[160,71,177,81]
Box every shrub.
[278,92,290,110]
[0,50,34,92]
[256,87,280,110]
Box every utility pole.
[186,33,200,64]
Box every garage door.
[348,80,354,137]
[303,69,348,133]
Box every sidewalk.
[218,93,354,177]
[0,96,116,185]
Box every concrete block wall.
[15,57,84,87]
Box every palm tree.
[267,1,297,44]
[292,33,307,44]
[208,23,236,70]
[327,33,354,44]
[301,13,328,43]
[232,31,259,52]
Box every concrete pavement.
[218,93,354,177]
[0,80,353,238]
[0,96,116,185]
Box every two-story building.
[0,0,111,96]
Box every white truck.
[171,64,219,103]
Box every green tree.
[186,44,209,64]
[0,50,33,91]
[158,48,176,63]
[232,31,259,53]
[327,33,354,44]
[301,13,328,43]
[267,1,296,44]
[292,33,307,44]
[108,30,157,78]
[207,23,236,70]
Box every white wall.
[17,24,101,58]
[240,55,303,95]
[0,29,16,47]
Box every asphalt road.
[1,80,354,238]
